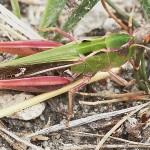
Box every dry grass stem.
[0,4,42,39]
[0,23,27,40]
[62,144,150,149]
[0,127,43,150]
[95,101,150,149]
[0,121,25,150]
[79,96,149,105]
[27,102,149,138]
[79,91,149,105]
[77,91,145,98]
[67,131,150,146]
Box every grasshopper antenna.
[35,27,77,42]
[130,44,150,50]
[128,3,136,34]
[101,0,129,31]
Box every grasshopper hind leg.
[67,74,92,123]
[108,70,135,87]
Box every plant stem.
[101,0,128,31]
[139,54,148,82]
[105,0,140,28]
[134,70,149,93]
[133,47,149,93]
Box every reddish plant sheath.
[0,76,70,92]
[0,40,62,56]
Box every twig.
[101,0,128,31]
[27,102,149,138]
[95,101,150,149]
[105,0,140,28]
[78,91,149,105]
[0,127,43,150]
[0,121,25,150]
[67,131,150,146]
[79,97,149,105]
[77,91,145,98]
[62,144,150,149]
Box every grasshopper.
[0,0,149,120]
[0,30,149,120]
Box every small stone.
[94,108,98,112]
[45,147,50,150]
[84,108,89,113]
[0,147,8,150]
[103,18,121,32]
[114,89,120,94]
[43,141,49,147]
[55,133,61,139]
[40,115,45,121]
[0,56,4,62]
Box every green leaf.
[39,0,67,29]
[54,0,99,41]
[139,0,150,19]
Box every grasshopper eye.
[118,45,129,57]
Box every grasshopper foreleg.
[108,70,135,87]
[68,74,92,122]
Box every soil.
[0,0,150,150]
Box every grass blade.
[0,4,42,39]
[54,0,99,41]
[139,0,150,19]
[10,0,21,18]
[39,0,67,37]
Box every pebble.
[0,147,8,150]
[94,108,99,112]
[103,18,121,32]
[40,115,45,121]
[0,56,4,62]
[45,147,50,150]
[114,89,120,94]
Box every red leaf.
[0,76,70,92]
[0,40,62,56]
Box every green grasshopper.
[0,30,149,120]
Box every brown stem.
[144,32,150,44]
[101,0,129,31]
